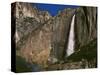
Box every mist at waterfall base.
[32,3,79,16]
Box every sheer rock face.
[13,2,97,67]
[14,2,51,44]
[19,19,53,67]
[13,2,51,44]
[50,8,76,61]
[74,7,97,50]
[49,7,97,63]
[13,2,52,67]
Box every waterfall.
[15,30,20,43]
[66,14,75,56]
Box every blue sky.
[32,3,79,16]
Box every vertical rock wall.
[13,2,97,67]
[75,7,97,50]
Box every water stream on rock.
[66,14,75,56]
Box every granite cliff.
[11,2,97,72]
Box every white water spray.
[15,30,20,43]
[66,15,75,56]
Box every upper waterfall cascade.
[66,14,75,56]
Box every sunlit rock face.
[15,2,36,18]
[19,19,53,66]
[14,2,52,48]
[13,2,52,46]
[12,2,52,67]
[15,2,51,22]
